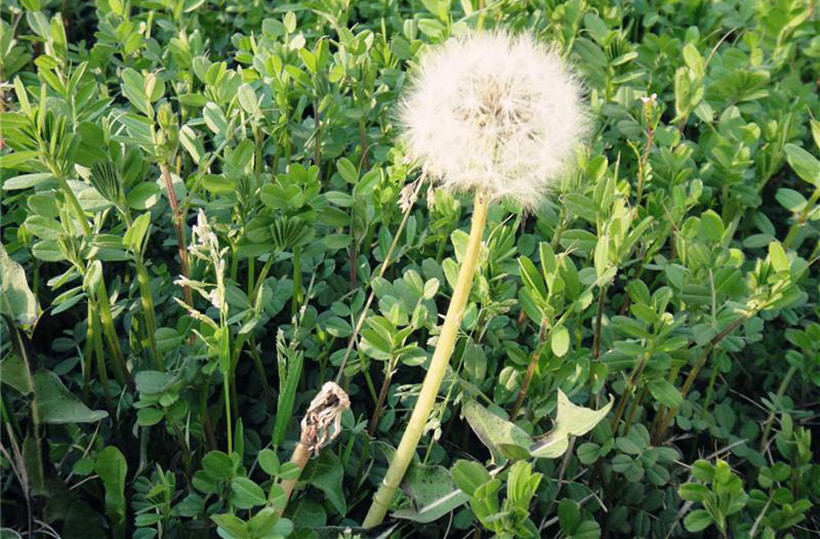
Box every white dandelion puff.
[399,30,589,209]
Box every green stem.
[91,299,115,414]
[700,356,721,420]
[56,175,91,236]
[291,246,302,316]
[136,259,162,371]
[783,187,820,248]
[652,314,749,444]
[201,384,217,451]
[759,365,797,450]
[223,378,232,455]
[368,355,399,437]
[96,281,134,390]
[9,326,45,492]
[364,192,489,528]
[510,322,547,419]
[160,163,194,308]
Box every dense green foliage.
[1,0,818,537]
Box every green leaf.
[257,448,279,476]
[303,451,346,515]
[128,182,161,210]
[775,188,807,212]
[647,378,683,408]
[450,460,491,497]
[236,83,259,115]
[121,68,152,117]
[682,43,705,74]
[768,241,789,273]
[684,509,713,532]
[530,390,613,459]
[203,102,228,135]
[558,498,581,534]
[551,325,570,357]
[462,398,533,461]
[0,150,40,171]
[785,143,820,187]
[3,173,54,190]
[210,513,247,538]
[0,244,40,331]
[230,477,266,509]
[699,210,725,242]
[564,193,598,222]
[95,446,127,535]
[393,462,470,523]
[518,255,546,301]
[678,483,709,502]
[336,158,358,183]
[124,213,151,252]
[137,408,164,426]
[0,354,29,394]
[35,370,108,423]
[594,235,609,278]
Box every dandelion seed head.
[399,31,588,209]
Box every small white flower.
[191,209,219,255]
[208,288,225,311]
[399,31,588,209]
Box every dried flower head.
[300,382,351,455]
[400,31,588,209]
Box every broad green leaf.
[648,378,683,408]
[593,234,609,278]
[785,143,820,187]
[257,449,280,476]
[336,158,358,183]
[121,68,152,117]
[462,398,532,462]
[684,509,713,532]
[558,498,581,534]
[768,241,789,273]
[34,369,108,424]
[530,390,612,458]
[0,243,40,330]
[775,188,807,212]
[95,446,127,536]
[203,102,228,135]
[303,451,346,515]
[230,477,266,509]
[393,463,470,523]
[0,354,29,394]
[551,325,570,357]
[450,460,492,497]
[3,173,53,190]
[210,513,247,537]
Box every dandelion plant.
[364,30,589,527]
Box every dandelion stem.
[364,191,489,528]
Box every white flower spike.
[400,31,588,209]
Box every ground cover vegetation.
[0,0,818,537]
